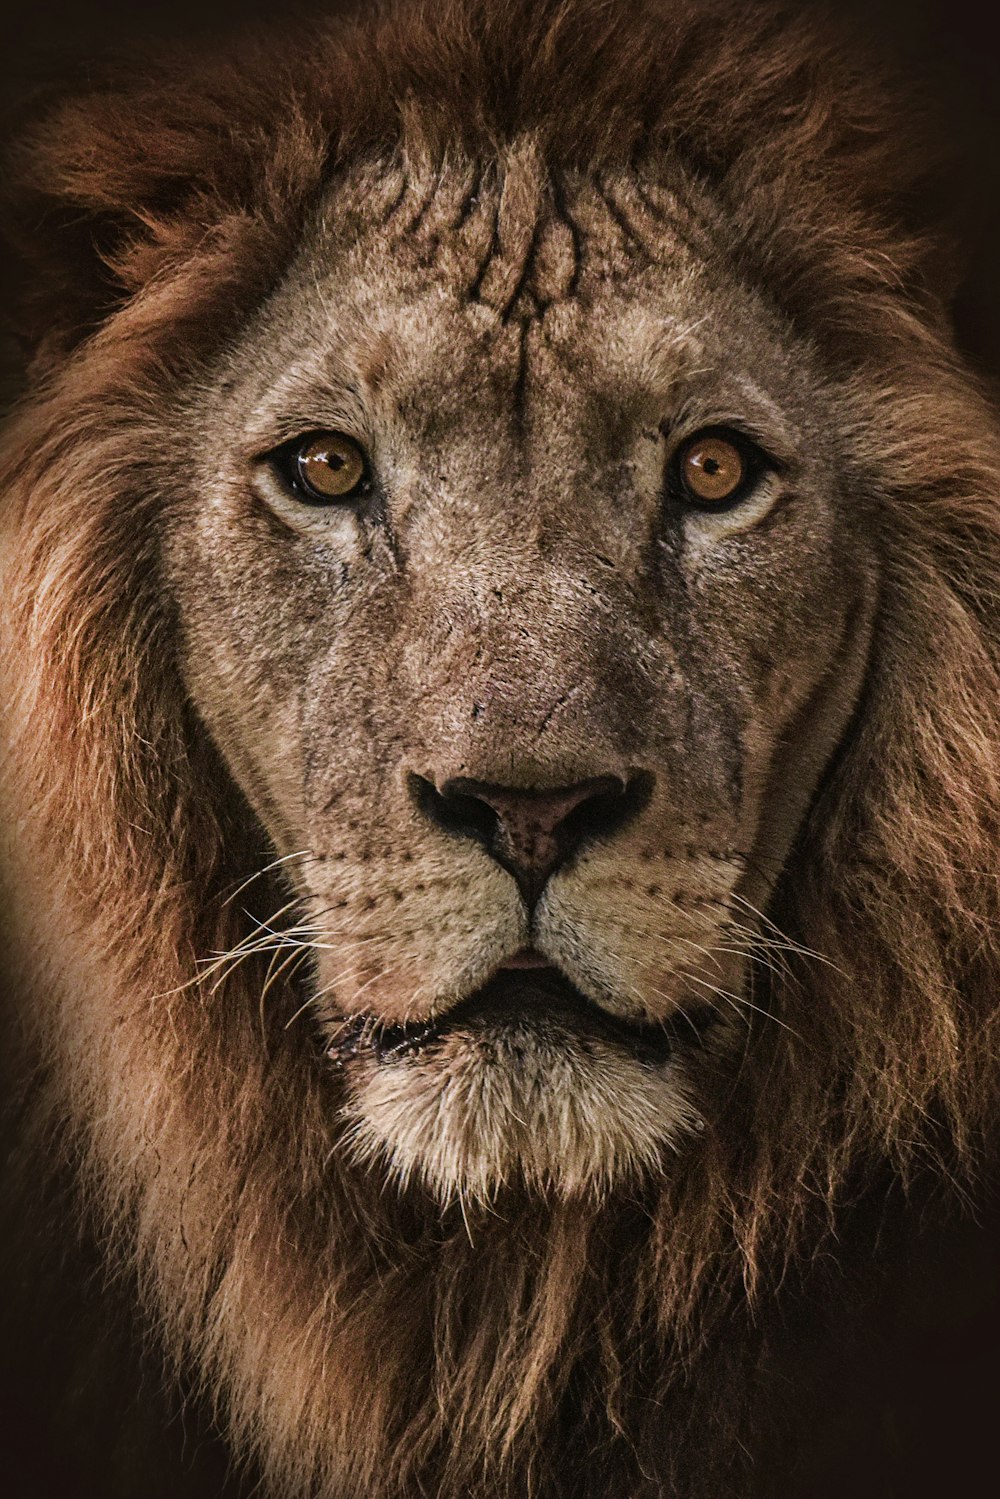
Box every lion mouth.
[328,962,719,1068]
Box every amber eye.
[286,432,368,503]
[673,430,754,508]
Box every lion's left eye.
[273,431,370,504]
[670,428,765,510]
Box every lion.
[3,1,1000,1495]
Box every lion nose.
[410,772,652,904]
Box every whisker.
[222,848,316,908]
[729,893,840,973]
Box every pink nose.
[411,772,652,903]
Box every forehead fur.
[5,0,952,370]
[238,149,800,462]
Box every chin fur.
[340,1021,703,1202]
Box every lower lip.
[333,970,696,1068]
[501,949,551,969]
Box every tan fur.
[3,3,1000,1496]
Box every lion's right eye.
[668,427,770,512]
[274,432,370,504]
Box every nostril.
[559,769,655,849]
[407,772,500,847]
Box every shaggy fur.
[3,2,1000,1496]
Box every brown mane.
[3,3,1000,1495]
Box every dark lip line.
[328,962,721,1066]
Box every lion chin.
[334,966,707,1200]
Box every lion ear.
[3,87,196,371]
[4,158,118,372]
[2,59,330,378]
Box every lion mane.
[2,2,1000,1496]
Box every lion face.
[163,151,877,1200]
